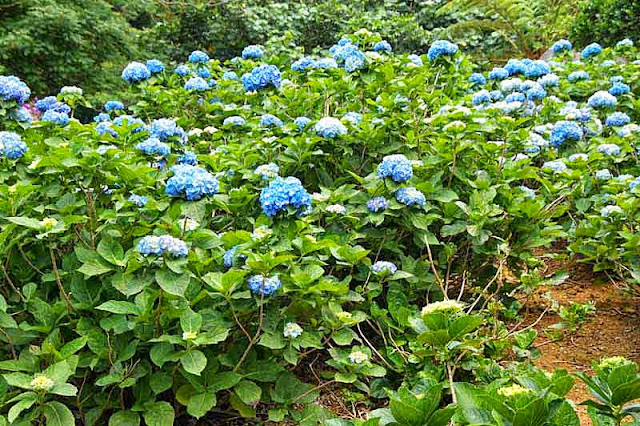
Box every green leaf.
[6,217,42,230]
[187,391,216,419]
[96,301,140,315]
[49,383,78,396]
[550,401,579,426]
[235,380,262,405]
[77,259,113,277]
[209,371,242,392]
[155,269,190,297]
[109,411,140,426]
[180,309,202,334]
[259,332,286,349]
[180,350,207,376]
[8,393,37,423]
[3,372,33,390]
[271,372,317,404]
[150,343,176,368]
[60,336,88,358]
[149,372,172,394]
[42,401,75,426]
[143,402,175,426]
[97,235,125,266]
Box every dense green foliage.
[572,0,640,48]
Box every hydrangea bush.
[1,31,640,425]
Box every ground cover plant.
[1,30,640,425]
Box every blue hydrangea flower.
[372,261,397,275]
[605,112,631,127]
[291,56,317,72]
[146,59,165,73]
[588,91,617,108]
[135,138,171,157]
[539,74,559,87]
[526,85,547,101]
[294,116,311,130]
[552,39,572,53]
[178,151,198,165]
[490,90,504,101]
[222,71,239,81]
[504,92,525,103]
[316,58,338,69]
[609,82,630,96]
[185,76,209,91]
[472,90,492,106]
[568,71,589,82]
[581,43,602,59]
[129,194,149,207]
[488,67,509,80]
[254,163,280,180]
[469,73,486,85]
[345,55,365,73]
[150,118,187,142]
[12,107,32,123]
[188,50,209,64]
[550,121,583,148]
[542,159,568,173]
[596,169,613,180]
[96,122,117,137]
[396,187,425,207]
[223,116,246,126]
[113,115,145,132]
[260,114,283,127]
[427,40,458,61]
[36,96,58,111]
[0,132,28,159]
[617,38,634,48]
[630,177,640,190]
[377,154,413,182]
[331,40,366,70]
[121,61,151,83]
[0,75,31,104]
[242,45,264,59]
[504,59,527,76]
[367,196,389,213]
[259,176,312,217]
[94,112,111,123]
[42,110,69,126]
[105,100,125,111]
[314,117,347,138]
[597,144,621,156]
[247,275,281,296]
[373,40,392,53]
[520,186,536,199]
[138,235,188,257]
[342,112,362,126]
[524,60,550,78]
[601,60,616,68]
[407,54,423,67]
[241,65,282,92]
[611,75,625,84]
[165,165,220,201]
[175,65,191,76]
[224,246,238,268]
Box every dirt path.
[520,261,640,424]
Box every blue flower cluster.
[597,144,621,156]
[488,67,509,80]
[146,60,164,73]
[617,38,634,48]
[605,112,631,127]
[582,43,603,59]
[121,62,151,83]
[129,194,149,207]
[94,113,110,124]
[175,65,190,77]
[588,91,617,108]
[550,121,583,148]
[552,39,572,53]
[367,196,389,213]
[242,65,282,92]
[472,90,492,105]
[469,73,486,85]
[114,115,145,132]
[0,131,28,159]
[137,235,188,257]
[188,50,209,64]
[342,112,362,126]
[260,114,283,127]
[505,59,527,76]
[254,163,280,179]
[242,45,264,59]
[291,56,316,72]
[178,151,197,165]
[135,138,171,157]
[184,76,209,91]
[396,187,425,207]
[222,71,239,81]
[42,110,70,126]
[0,75,30,104]
[373,40,392,53]
[197,68,211,78]
[223,116,246,126]
[36,96,70,114]
[330,38,365,72]
[316,58,338,69]
[247,275,281,296]
[595,169,613,180]
[96,122,117,137]
[259,176,311,217]
[12,107,31,123]
[609,82,630,96]
[539,74,559,87]
[294,116,311,130]
[150,118,187,143]
[165,165,220,201]
[543,159,568,173]
[105,100,124,111]
[377,154,413,182]
[427,40,458,61]
[371,261,397,275]
[314,117,347,138]
[524,60,550,78]
[407,54,423,67]
[568,71,589,82]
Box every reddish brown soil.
[519,259,640,424]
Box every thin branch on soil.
[233,277,266,372]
